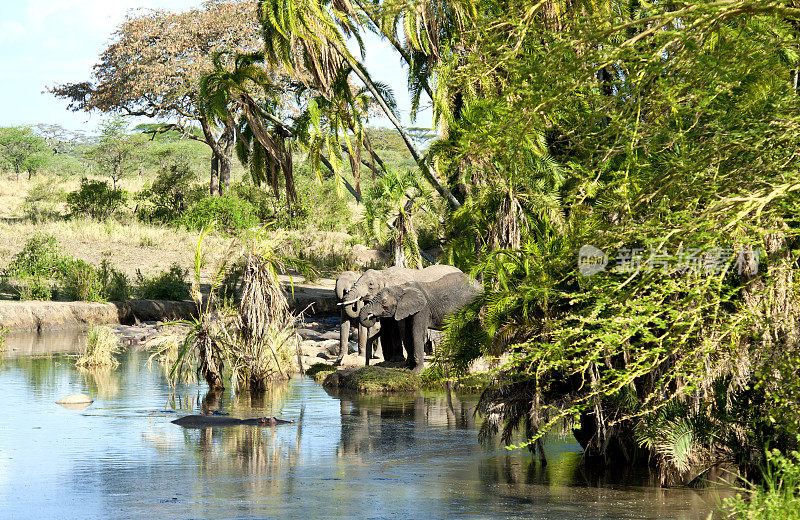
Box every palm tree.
[257,0,462,208]
[363,169,430,268]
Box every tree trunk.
[210,153,220,196]
[219,154,231,196]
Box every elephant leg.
[393,320,407,363]
[335,310,351,365]
[409,315,428,373]
[357,322,368,356]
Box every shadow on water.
[0,333,731,520]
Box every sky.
[0,0,430,134]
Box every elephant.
[340,265,463,363]
[335,271,378,365]
[359,272,481,372]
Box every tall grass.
[76,326,121,368]
[157,227,306,393]
[724,449,800,519]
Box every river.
[0,331,727,519]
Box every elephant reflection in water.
[327,387,477,457]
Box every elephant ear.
[395,287,426,321]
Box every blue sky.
[0,0,430,134]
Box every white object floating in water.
[56,394,93,410]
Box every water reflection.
[0,333,729,520]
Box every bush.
[6,233,69,279]
[231,182,276,222]
[21,179,64,222]
[136,161,204,223]
[60,259,104,302]
[135,263,190,300]
[98,260,131,301]
[272,171,352,231]
[4,234,131,302]
[66,178,127,220]
[180,193,258,234]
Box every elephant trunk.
[359,305,378,329]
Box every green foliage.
[276,171,352,231]
[98,260,131,302]
[230,182,276,222]
[425,0,800,482]
[66,178,127,220]
[21,179,65,222]
[179,193,258,234]
[0,126,50,178]
[725,449,800,520]
[86,117,145,188]
[136,161,203,223]
[362,169,429,268]
[135,263,190,301]
[6,233,69,280]
[60,259,104,302]
[4,234,130,302]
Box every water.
[0,332,727,519]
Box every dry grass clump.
[76,326,121,368]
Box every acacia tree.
[0,127,51,180]
[87,118,145,189]
[49,0,263,196]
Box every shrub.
[66,178,127,220]
[136,161,204,223]
[4,234,131,302]
[135,263,190,300]
[273,171,352,231]
[180,193,258,234]
[76,326,121,368]
[21,179,64,222]
[60,259,104,302]
[231,182,276,222]
[98,260,131,301]
[6,233,68,279]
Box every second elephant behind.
[359,272,481,372]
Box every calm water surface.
[0,332,726,519]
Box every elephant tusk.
[337,297,361,306]
[364,313,374,320]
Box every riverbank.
[0,277,338,331]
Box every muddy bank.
[0,279,338,331]
[0,300,197,332]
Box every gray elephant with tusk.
[359,272,481,373]
[341,264,463,364]
[335,271,382,365]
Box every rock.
[56,394,93,410]
[319,331,340,341]
[338,353,366,368]
[317,339,340,356]
[297,328,321,339]
[316,352,331,360]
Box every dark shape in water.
[171,415,294,428]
